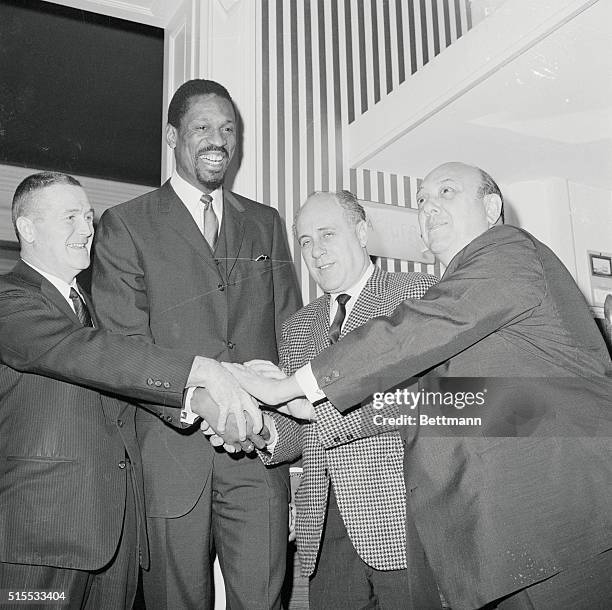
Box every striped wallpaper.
[258,0,471,302]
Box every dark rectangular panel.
[0,0,163,186]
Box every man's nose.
[78,217,93,235]
[207,128,226,147]
[421,199,440,215]
[311,241,326,258]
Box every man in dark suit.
[227,163,612,609]
[91,79,302,609]
[0,172,261,610]
[249,191,440,609]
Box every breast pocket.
[230,259,273,290]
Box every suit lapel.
[11,262,122,421]
[340,266,387,339]
[313,295,332,356]
[216,190,246,280]
[43,282,83,326]
[161,181,219,274]
[12,261,82,325]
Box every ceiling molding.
[44,0,181,28]
[217,0,242,15]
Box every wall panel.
[259,0,469,301]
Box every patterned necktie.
[69,287,93,327]
[329,293,351,344]
[200,193,219,250]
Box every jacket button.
[218,283,225,291]
[147,377,154,386]
[154,380,162,387]
[118,460,126,469]
[227,341,234,349]
[346,433,354,441]
[333,436,341,444]
[117,419,124,427]
[163,381,170,389]
[166,415,173,423]
[332,370,340,378]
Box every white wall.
[503,177,612,310]
[568,181,612,311]
[504,178,577,278]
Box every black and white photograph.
[1,1,611,609]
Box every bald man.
[228,162,612,609]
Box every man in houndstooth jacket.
[254,191,441,609]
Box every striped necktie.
[69,287,93,327]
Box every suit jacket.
[0,261,194,570]
[266,266,437,576]
[91,181,302,517]
[312,226,612,608]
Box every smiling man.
[252,191,439,609]
[91,79,301,609]
[227,162,612,609]
[0,172,266,609]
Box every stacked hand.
[232,360,316,421]
[187,357,269,452]
[186,357,310,454]
[192,387,271,452]
[221,360,309,416]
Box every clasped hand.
[186,357,313,454]
[225,360,316,421]
[187,357,269,452]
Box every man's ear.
[484,193,503,227]
[15,216,35,244]
[356,219,368,247]
[165,123,177,149]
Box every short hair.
[11,172,82,240]
[477,168,505,223]
[293,190,366,237]
[167,79,234,127]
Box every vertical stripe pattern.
[259,0,470,302]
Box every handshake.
[186,356,314,453]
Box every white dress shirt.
[327,263,374,326]
[170,170,223,237]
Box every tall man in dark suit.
[0,172,261,610]
[249,191,440,609]
[91,79,302,609]
[227,162,612,609]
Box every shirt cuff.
[294,363,326,404]
[181,387,201,425]
[263,413,279,454]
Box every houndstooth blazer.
[267,265,438,576]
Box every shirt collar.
[329,262,375,303]
[21,259,80,304]
[170,170,223,221]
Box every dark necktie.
[69,287,93,327]
[200,193,219,250]
[329,293,351,344]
